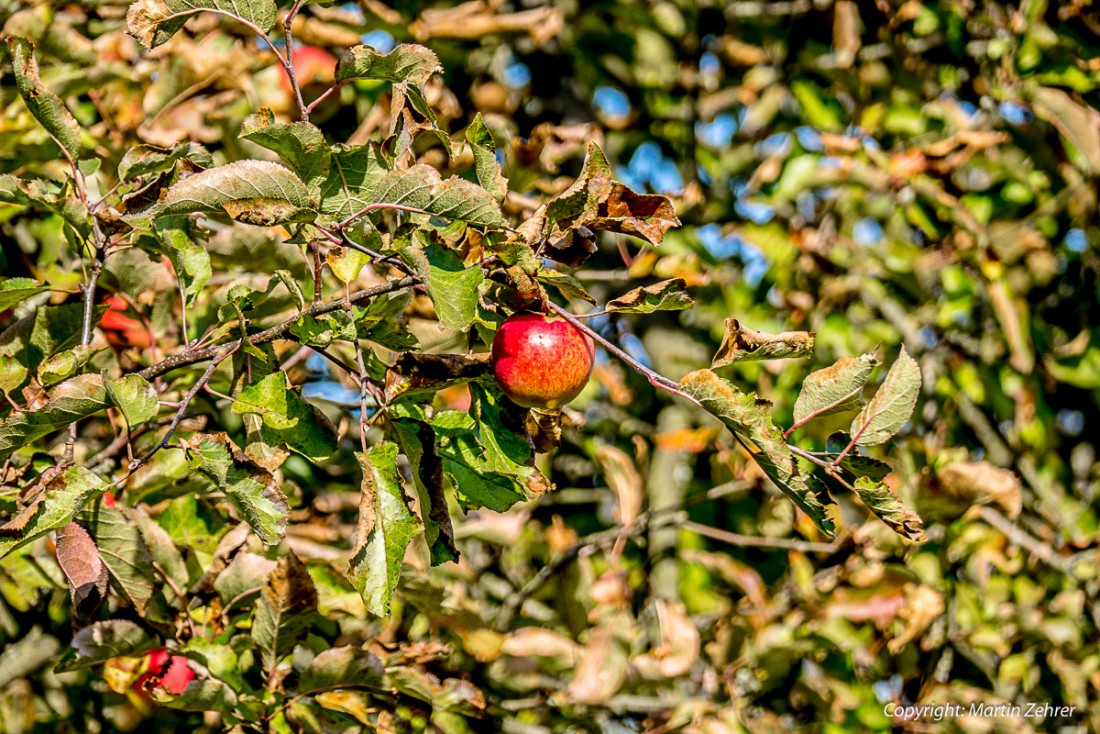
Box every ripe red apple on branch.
[134,648,195,697]
[491,312,595,410]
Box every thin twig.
[281,0,310,121]
[134,346,237,468]
[680,520,837,553]
[972,505,1071,572]
[136,277,417,382]
[152,561,197,638]
[543,300,687,397]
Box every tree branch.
[136,277,417,382]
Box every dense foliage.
[0,0,1097,732]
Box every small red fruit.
[491,312,595,410]
[278,46,337,96]
[135,648,195,697]
[100,295,151,351]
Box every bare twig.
[136,277,417,382]
[543,300,688,398]
[680,520,837,553]
[281,0,310,121]
[134,346,237,468]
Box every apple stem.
[543,300,698,406]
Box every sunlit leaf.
[849,347,921,446]
[348,442,420,617]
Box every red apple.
[134,648,195,697]
[100,295,151,351]
[278,46,337,96]
[491,312,595,410]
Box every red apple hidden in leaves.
[100,295,151,351]
[135,648,195,697]
[491,312,595,410]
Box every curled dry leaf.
[501,628,580,663]
[595,444,644,529]
[937,461,1023,518]
[887,585,945,653]
[604,278,694,314]
[711,318,815,367]
[566,623,629,705]
[652,599,701,677]
[56,521,108,614]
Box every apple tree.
[0,1,934,731]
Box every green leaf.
[605,278,694,314]
[319,143,389,221]
[231,372,338,461]
[38,345,98,387]
[429,385,548,512]
[124,161,314,227]
[56,620,157,672]
[0,374,109,463]
[184,434,290,546]
[368,165,509,229]
[390,418,457,565]
[326,245,371,284]
[679,369,835,536]
[0,277,49,312]
[131,506,189,591]
[154,675,240,716]
[141,218,213,305]
[852,476,925,541]
[711,319,815,366]
[401,242,484,332]
[104,374,158,427]
[0,356,27,395]
[240,110,331,194]
[81,504,156,614]
[849,346,921,446]
[272,270,305,312]
[836,454,893,483]
[251,551,318,670]
[536,269,596,304]
[0,466,108,559]
[126,0,277,49]
[0,175,90,237]
[300,646,385,691]
[334,44,441,85]
[213,552,275,604]
[466,114,508,202]
[792,352,879,425]
[7,37,82,160]
[117,142,213,180]
[348,442,420,617]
